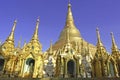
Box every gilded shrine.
[0,2,120,79]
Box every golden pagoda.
[0,2,120,79]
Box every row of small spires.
[0,18,40,48]
[0,0,119,53]
[96,27,119,52]
[0,19,119,52]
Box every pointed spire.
[17,36,22,48]
[49,40,53,54]
[65,1,75,27]
[110,32,118,52]
[23,40,26,48]
[7,20,17,41]
[32,18,39,40]
[58,2,81,41]
[53,1,81,49]
[95,28,107,57]
[96,27,103,47]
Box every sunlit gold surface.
[52,3,96,57]
[0,2,120,79]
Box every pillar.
[60,58,64,77]
[114,63,119,77]
[19,59,25,77]
[64,58,68,78]
[107,61,110,76]
[3,59,6,71]
[76,59,80,77]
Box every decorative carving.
[0,1,119,79]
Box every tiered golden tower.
[0,2,120,79]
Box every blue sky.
[0,0,120,52]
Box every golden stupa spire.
[110,32,119,52]
[7,20,17,42]
[17,37,22,48]
[23,40,26,48]
[53,1,82,50]
[65,1,74,27]
[29,18,42,53]
[96,28,103,47]
[59,1,81,39]
[32,18,39,40]
[1,20,16,56]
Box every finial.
[96,27,103,47]
[65,0,74,27]
[68,0,71,7]
[32,18,40,40]
[14,19,17,23]
[110,32,114,40]
[7,20,17,41]
[96,27,99,31]
[110,32,118,52]
[12,19,17,32]
[36,17,39,30]
[37,16,40,22]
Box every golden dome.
[59,2,81,40]
[53,2,82,50]
[52,3,96,57]
[59,26,81,40]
